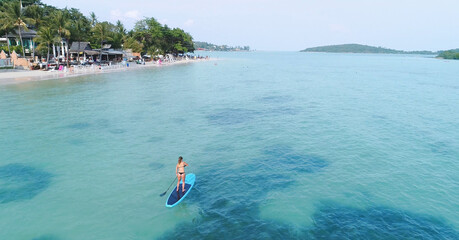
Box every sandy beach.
[0,59,208,86]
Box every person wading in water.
[176,156,189,193]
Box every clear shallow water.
[0,52,458,239]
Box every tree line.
[194,41,250,51]
[0,0,194,63]
[437,50,459,60]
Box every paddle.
[160,176,177,197]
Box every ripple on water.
[259,95,294,104]
[65,122,91,130]
[109,129,126,134]
[207,107,299,126]
[67,139,84,146]
[263,145,328,173]
[207,108,259,125]
[0,163,52,204]
[428,141,455,156]
[147,136,164,143]
[148,162,165,170]
[94,119,110,128]
[266,107,300,116]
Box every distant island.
[437,49,459,60]
[300,44,435,55]
[194,41,250,52]
[300,44,459,60]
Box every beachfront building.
[1,29,69,62]
[69,42,99,63]
[3,29,37,57]
[70,42,124,63]
[102,49,124,62]
[97,44,124,62]
[51,41,69,61]
[123,49,141,61]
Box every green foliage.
[34,26,59,61]
[0,0,41,7]
[51,9,71,39]
[122,36,143,53]
[0,45,22,54]
[300,44,436,55]
[111,20,126,49]
[92,21,114,46]
[131,18,194,55]
[133,17,164,54]
[0,0,33,56]
[24,4,44,29]
[1,0,198,58]
[437,50,459,60]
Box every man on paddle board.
[176,156,189,193]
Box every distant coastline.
[194,41,250,52]
[300,44,459,59]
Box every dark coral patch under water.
[161,198,458,240]
[0,163,52,204]
[160,144,457,239]
[308,205,459,240]
[32,235,61,240]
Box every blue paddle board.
[166,173,195,207]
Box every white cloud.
[184,19,194,27]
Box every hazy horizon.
[42,0,459,51]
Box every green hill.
[437,49,459,59]
[300,44,435,55]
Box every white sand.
[0,59,207,86]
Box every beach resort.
[0,0,208,85]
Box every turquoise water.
[0,52,458,239]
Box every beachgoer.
[176,156,189,192]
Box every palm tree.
[113,20,126,49]
[0,17,14,56]
[72,18,85,64]
[0,1,33,57]
[34,26,59,67]
[89,12,97,27]
[92,22,113,62]
[52,10,70,66]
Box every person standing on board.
[176,156,189,193]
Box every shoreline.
[0,59,208,86]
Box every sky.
[41,0,459,51]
